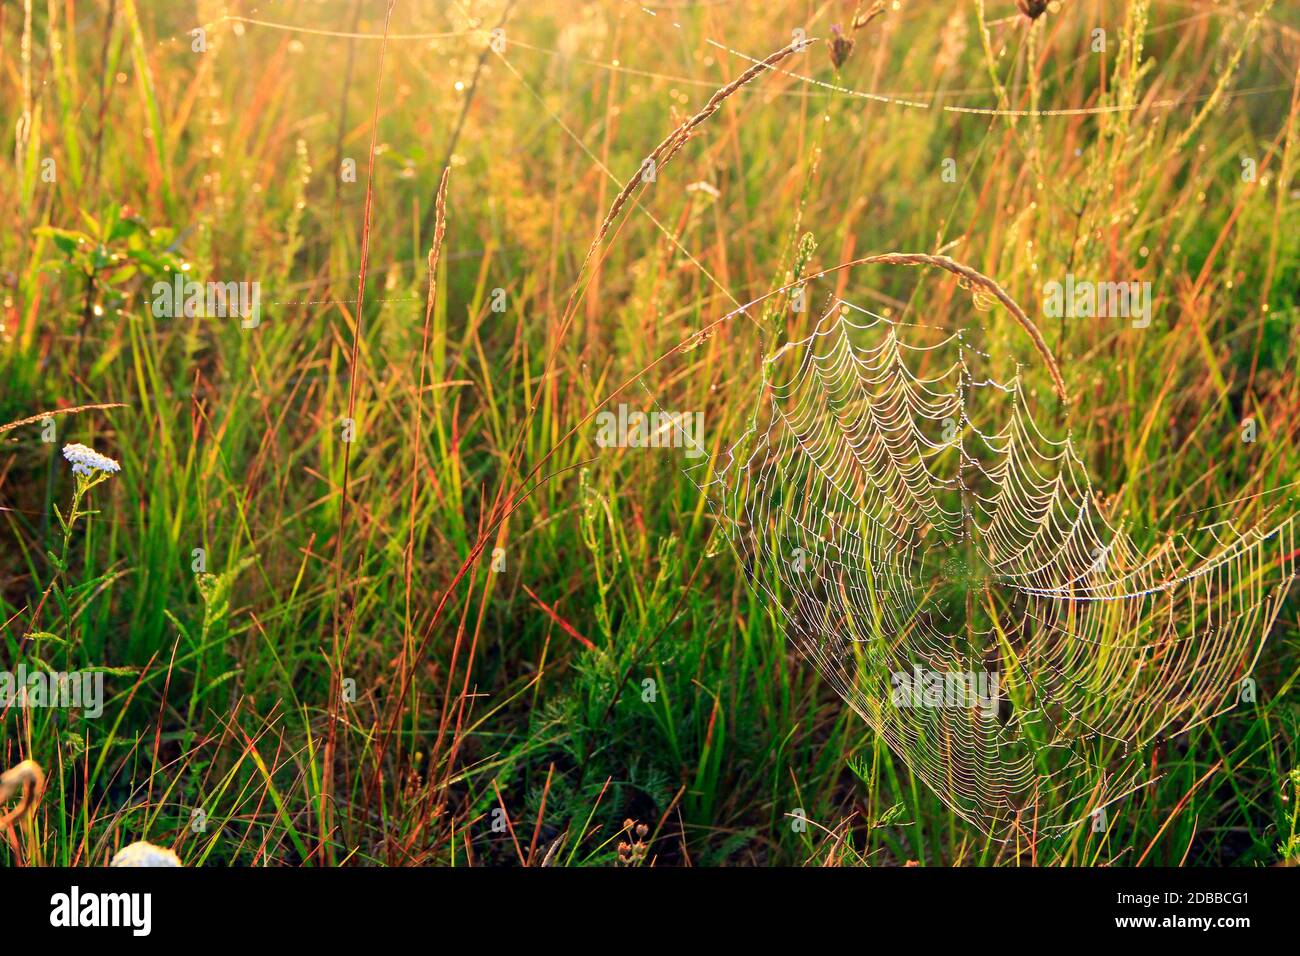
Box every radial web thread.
[710,300,1296,839]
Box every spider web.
[709,298,1297,840]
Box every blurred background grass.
[1,0,1298,865]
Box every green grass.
[1,0,1298,866]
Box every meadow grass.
[1,0,1298,866]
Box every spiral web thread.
[709,299,1297,839]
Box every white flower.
[110,840,182,867]
[62,442,121,477]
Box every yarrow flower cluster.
[110,840,181,867]
[62,442,121,477]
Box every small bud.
[828,25,854,70]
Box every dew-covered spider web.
[708,297,1297,840]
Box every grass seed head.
[851,0,889,31]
